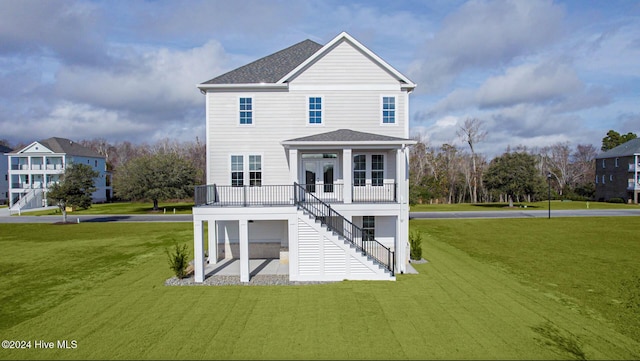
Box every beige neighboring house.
[7,137,111,212]
[192,32,416,283]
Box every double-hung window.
[249,155,262,186]
[362,216,375,242]
[308,97,322,124]
[231,155,244,187]
[231,155,262,187]
[354,155,366,186]
[371,155,384,186]
[382,96,395,124]
[239,97,253,125]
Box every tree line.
[410,121,636,205]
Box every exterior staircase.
[9,189,44,214]
[294,183,395,280]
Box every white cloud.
[55,40,227,113]
[410,0,566,92]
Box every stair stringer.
[293,210,395,282]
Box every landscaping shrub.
[607,197,625,203]
[167,243,189,278]
[409,231,423,261]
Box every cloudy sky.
[1,0,638,156]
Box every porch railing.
[195,182,397,207]
[294,182,395,275]
[352,182,396,202]
[194,184,295,207]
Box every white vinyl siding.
[291,40,399,85]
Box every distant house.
[7,137,111,211]
[193,32,416,283]
[0,144,12,204]
[595,137,640,204]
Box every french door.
[302,159,337,199]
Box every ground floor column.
[194,219,205,283]
[239,219,250,282]
[208,220,218,264]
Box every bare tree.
[542,142,574,196]
[457,118,487,203]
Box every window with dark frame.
[362,216,375,242]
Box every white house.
[193,32,416,283]
[0,144,11,204]
[7,137,110,212]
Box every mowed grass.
[1,221,639,360]
[410,200,639,212]
[23,201,194,216]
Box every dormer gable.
[18,141,55,154]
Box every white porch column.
[207,220,218,264]
[395,147,408,274]
[288,215,299,281]
[239,219,250,282]
[289,149,299,184]
[343,148,352,203]
[194,219,205,283]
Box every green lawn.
[1,220,639,359]
[410,200,639,212]
[23,201,194,216]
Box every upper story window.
[602,159,605,169]
[231,155,244,187]
[231,155,262,187]
[249,155,262,187]
[615,158,619,167]
[239,97,253,125]
[354,155,366,186]
[382,96,396,124]
[372,154,384,186]
[308,97,322,124]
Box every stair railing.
[294,182,394,275]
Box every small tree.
[47,163,99,223]
[409,231,423,261]
[167,243,189,278]
[484,151,543,207]
[114,152,198,211]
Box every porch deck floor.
[204,258,288,278]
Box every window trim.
[380,95,397,125]
[307,95,324,126]
[238,96,254,126]
[230,154,263,187]
[353,154,367,187]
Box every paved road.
[410,209,640,219]
[0,214,193,223]
[0,209,638,223]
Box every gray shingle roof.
[284,129,413,143]
[202,39,323,84]
[38,137,104,158]
[596,137,640,158]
